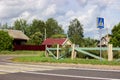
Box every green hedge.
[0,30,13,51]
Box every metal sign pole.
[97,17,104,61]
[99,29,102,60]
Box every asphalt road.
[0,56,120,80]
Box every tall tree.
[110,22,120,47]
[0,23,9,29]
[67,18,84,46]
[13,19,28,35]
[46,18,64,38]
[28,19,46,38]
[0,23,13,29]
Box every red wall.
[13,45,51,51]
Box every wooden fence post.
[45,45,48,57]
[71,44,75,60]
[74,51,77,58]
[108,44,113,61]
[57,44,59,59]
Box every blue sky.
[0,0,120,39]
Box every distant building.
[1,29,29,45]
[98,34,111,47]
[8,30,29,45]
[42,38,72,47]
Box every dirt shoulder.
[18,62,120,70]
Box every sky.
[0,0,120,39]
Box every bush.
[0,30,13,51]
[61,45,71,58]
[113,51,120,59]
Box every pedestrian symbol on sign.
[97,17,104,29]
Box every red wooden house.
[42,38,72,47]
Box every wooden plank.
[75,48,105,60]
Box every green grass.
[1,51,120,65]
[0,50,43,55]
[12,56,120,65]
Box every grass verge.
[0,51,42,55]
[1,51,120,65]
[12,56,120,65]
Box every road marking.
[3,62,120,72]
[0,62,71,70]
[0,62,70,75]
[1,62,120,72]
[0,72,8,74]
[23,71,120,80]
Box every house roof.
[98,35,111,46]
[42,38,67,45]
[7,30,29,40]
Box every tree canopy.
[28,19,46,37]
[11,18,64,45]
[13,19,28,35]
[51,34,66,38]
[46,18,64,38]
[0,18,98,47]
[0,30,13,51]
[28,32,43,45]
[67,18,84,46]
[84,37,98,47]
[110,22,120,47]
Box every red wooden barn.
[42,38,72,47]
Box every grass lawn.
[0,51,42,56]
[1,51,120,65]
[12,56,120,65]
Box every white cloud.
[20,11,31,19]
[0,0,49,19]
[0,0,120,39]
[43,4,57,16]
[65,10,75,17]
[76,0,87,6]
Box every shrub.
[0,30,13,51]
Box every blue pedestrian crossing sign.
[97,17,104,29]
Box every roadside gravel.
[27,62,120,70]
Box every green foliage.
[46,18,64,38]
[110,22,120,47]
[28,19,46,37]
[11,18,65,45]
[51,34,66,38]
[113,51,120,58]
[83,37,98,47]
[0,51,42,55]
[0,23,9,29]
[28,32,43,45]
[67,18,84,46]
[13,19,28,35]
[61,45,71,58]
[1,18,100,48]
[13,56,120,65]
[0,30,13,51]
